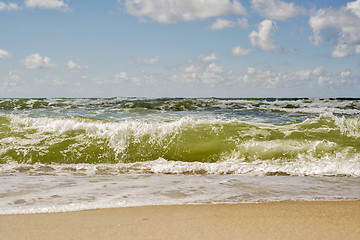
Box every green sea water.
[0,97,359,176]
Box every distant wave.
[1,97,360,115]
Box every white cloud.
[208,18,235,31]
[137,56,159,64]
[199,63,228,86]
[282,66,326,83]
[247,67,256,75]
[309,0,360,58]
[174,61,237,87]
[240,68,282,88]
[0,1,21,10]
[237,18,249,29]
[251,0,306,21]
[312,66,323,76]
[208,17,249,31]
[341,70,351,78]
[241,65,348,89]
[9,71,20,81]
[123,0,246,23]
[231,46,251,56]
[201,53,217,62]
[24,53,55,70]
[249,19,278,52]
[293,69,311,80]
[282,65,355,89]
[36,78,67,86]
[0,48,11,59]
[183,64,200,73]
[253,69,281,88]
[318,76,330,85]
[206,63,224,73]
[114,72,129,81]
[348,0,360,16]
[25,0,69,10]
[2,71,22,89]
[99,58,358,91]
[67,60,88,71]
[52,79,67,86]
[96,72,148,85]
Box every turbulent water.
[1,97,360,214]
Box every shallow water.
[1,174,359,214]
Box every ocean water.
[1,97,360,214]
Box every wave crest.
[0,113,359,177]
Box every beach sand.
[1,201,359,240]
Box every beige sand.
[1,201,359,240]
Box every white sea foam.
[0,174,359,214]
[1,152,360,177]
[334,115,360,138]
[258,99,360,115]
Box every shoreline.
[1,201,359,240]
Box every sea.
[1,97,360,214]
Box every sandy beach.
[1,201,359,240]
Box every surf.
[1,112,359,177]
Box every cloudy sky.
[1,0,360,98]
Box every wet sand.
[1,201,359,240]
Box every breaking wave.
[1,113,359,177]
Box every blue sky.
[1,0,360,98]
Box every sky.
[1,0,360,98]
